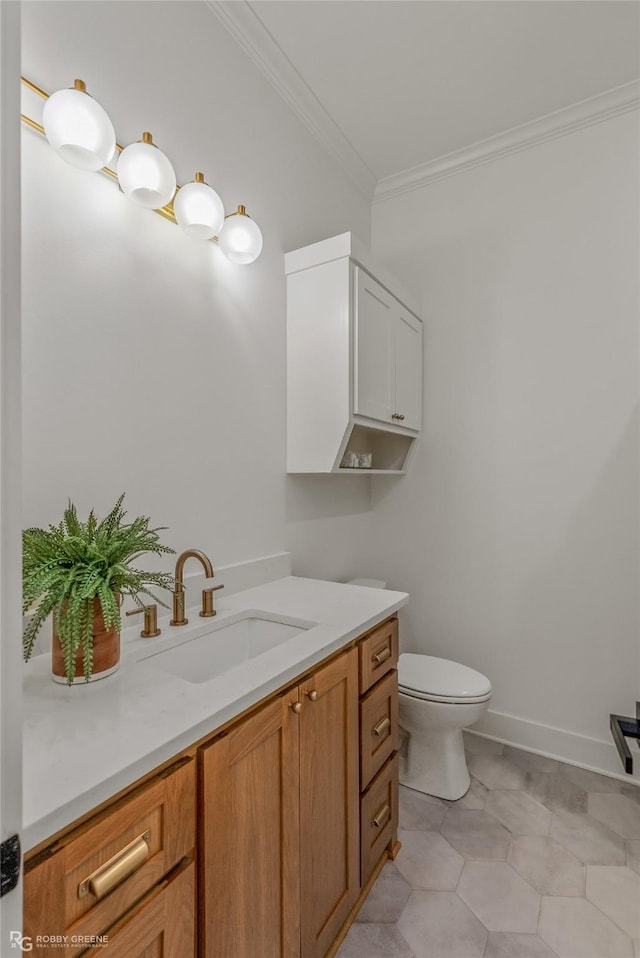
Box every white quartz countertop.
[22,576,408,851]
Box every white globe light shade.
[218,207,263,265]
[117,135,176,210]
[174,175,224,240]
[42,82,116,172]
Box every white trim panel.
[0,0,23,948]
[205,0,376,200]
[470,708,640,786]
[375,80,640,202]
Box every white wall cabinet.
[354,268,422,432]
[286,233,423,475]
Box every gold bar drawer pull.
[78,830,151,900]
[371,804,391,831]
[372,716,391,738]
[371,645,391,667]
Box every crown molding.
[205,0,376,201]
[374,80,640,204]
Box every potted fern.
[23,494,175,685]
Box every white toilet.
[398,653,492,800]
[345,578,492,802]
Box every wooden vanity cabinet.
[23,616,400,958]
[199,647,359,958]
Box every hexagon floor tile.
[586,865,640,939]
[399,786,447,830]
[440,808,511,859]
[550,808,627,864]
[507,835,585,896]
[483,932,559,958]
[395,829,464,890]
[484,788,552,837]
[627,839,640,875]
[338,922,414,957]
[538,896,634,957]
[467,753,527,790]
[523,769,588,814]
[588,793,640,840]
[354,862,412,924]
[457,861,540,933]
[398,891,488,958]
[341,742,639,958]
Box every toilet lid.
[398,653,492,701]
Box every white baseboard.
[470,708,640,787]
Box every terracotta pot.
[51,596,120,685]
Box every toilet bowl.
[398,653,492,801]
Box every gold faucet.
[170,549,215,627]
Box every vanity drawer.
[24,757,195,958]
[358,618,398,694]
[360,670,398,790]
[360,753,399,886]
[78,857,195,958]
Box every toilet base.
[400,726,471,801]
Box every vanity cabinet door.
[199,693,301,958]
[299,648,359,958]
[199,647,359,958]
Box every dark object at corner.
[610,702,640,775]
[0,834,21,897]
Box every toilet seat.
[398,653,492,705]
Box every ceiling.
[214,0,640,191]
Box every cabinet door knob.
[306,690,318,702]
[398,414,405,421]
[290,701,303,714]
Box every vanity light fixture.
[21,76,263,264]
[42,78,116,172]
[218,205,263,265]
[173,172,225,240]
[117,132,177,210]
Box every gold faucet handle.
[200,584,224,618]
[126,604,161,638]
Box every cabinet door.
[394,306,423,431]
[354,267,396,424]
[299,649,359,958]
[199,694,300,958]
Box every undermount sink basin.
[138,612,311,684]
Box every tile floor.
[337,733,640,958]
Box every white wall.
[371,112,640,776]
[21,2,372,586]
